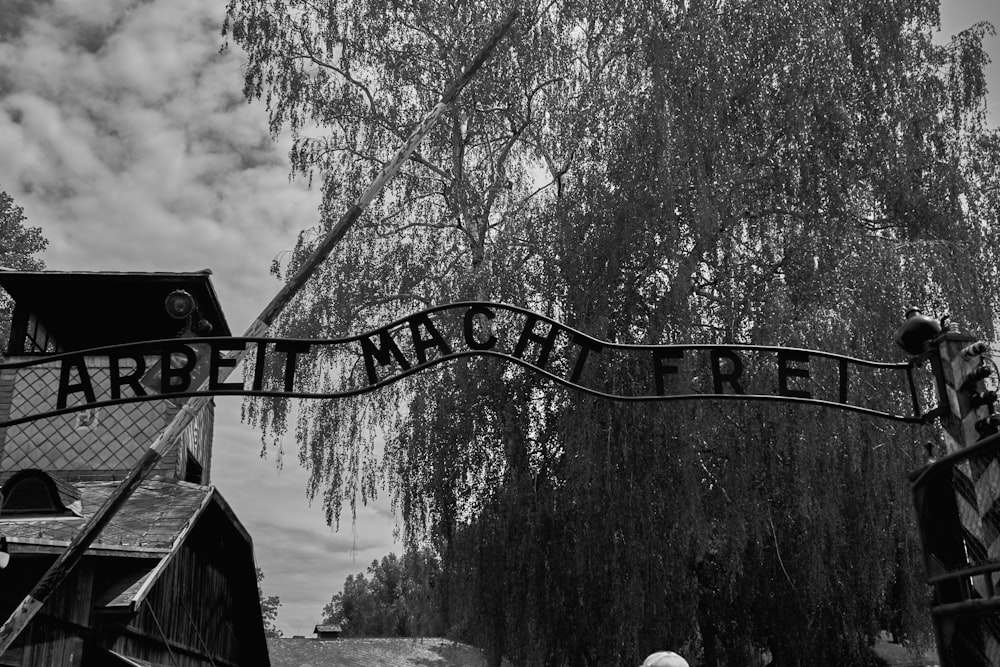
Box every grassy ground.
[267,636,513,667]
[268,635,938,666]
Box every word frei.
[0,303,923,427]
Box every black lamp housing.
[893,307,946,356]
[164,289,213,337]
[164,290,197,320]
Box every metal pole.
[922,334,1000,665]
[0,9,517,655]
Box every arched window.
[1,469,80,517]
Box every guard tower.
[0,270,231,484]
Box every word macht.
[0,302,925,427]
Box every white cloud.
[0,0,310,278]
[0,0,397,636]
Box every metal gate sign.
[0,302,929,427]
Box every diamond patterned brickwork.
[0,357,168,476]
[0,366,15,463]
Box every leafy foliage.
[322,547,444,637]
[0,188,47,353]
[257,567,284,638]
[226,1,1000,664]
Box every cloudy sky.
[1,0,998,637]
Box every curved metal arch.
[0,301,928,427]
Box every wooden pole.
[0,9,517,655]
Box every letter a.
[57,356,97,409]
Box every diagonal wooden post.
[0,9,518,655]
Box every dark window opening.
[3,477,57,513]
[184,454,203,485]
[1,470,76,517]
[8,306,61,355]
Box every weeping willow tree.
[224,0,999,664]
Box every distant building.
[313,624,341,641]
[0,270,269,666]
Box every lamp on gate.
[164,289,214,336]
[893,307,946,356]
[164,290,197,320]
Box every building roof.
[0,269,232,351]
[314,623,342,633]
[0,477,211,554]
[266,637,509,667]
[0,475,253,613]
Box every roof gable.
[0,477,268,666]
[0,269,231,353]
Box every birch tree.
[0,189,47,354]
[225,1,999,664]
